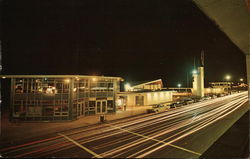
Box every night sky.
[2,0,246,87]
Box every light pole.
[177,83,181,92]
[225,75,231,94]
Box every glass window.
[15,79,23,93]
[107,100,113,108]
[135,96,144,106]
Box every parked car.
[182,98,195,105]
[173,101,185,107]
[147,104,170,113]
[212,95,217,99]
[203,96,212,100]
[218,94,225,97]
[169,103,177,108]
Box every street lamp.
[225,75,231,80]
[240,78,244,82]
[192,70,197,74]
[225,75,231,94]
[177,83,181,92]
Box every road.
[0,92,248,158]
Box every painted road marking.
[58,133,102,158]
[106,123,201,156]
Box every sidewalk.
[0,106,151,146]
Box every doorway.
[77,102,85,117]
[96,100,107,114]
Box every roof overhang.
[192,0,250,55]
[0,75,123,81]
[131,79,163,88]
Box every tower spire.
[201,49,205,67]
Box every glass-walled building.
[5,75,122,121]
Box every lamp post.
[177,83,181,92]
[225,75,231,94]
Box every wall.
[145,91,172,105]
[204,88,224,94]
[118,91,173,107]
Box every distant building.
[125,79,163,92]
[209,82,233,89]
[3,75,122,121]
[118,79,174,109]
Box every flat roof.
[0,75,123,80]
[209,82,234,84]
[118,90,176,94]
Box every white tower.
[192,51,205,97]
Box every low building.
[117,91,174,108]
[2,75,122,121]
[117,79,174,109]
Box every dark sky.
[2,0,246,87]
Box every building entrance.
[77,102,85,117]
[96,100,107,114]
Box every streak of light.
[58,133,102,158]
[136,99,247,158]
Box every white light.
[240,78,243,82]
[46,88,53,94]
[177,84,182,88]
[2,76,6,79]
[64,79,70,83]
[225,75,231,80]
[125,83,131,91]
[192,70,197,74]
[117,99,122,106]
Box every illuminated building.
[3,75,122,121]
[117,79,174,109]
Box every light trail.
[1,92,248,158]
[97,95,248,157]
[136,99,248,158]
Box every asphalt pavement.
[0,92,248,158]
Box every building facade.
[6,75,122,121]
[117,91,173,108]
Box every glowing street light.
[192,70,197,74]
[240,78,244,82]
[225,75,231,94]
[225,75,231,81]
[177,83,181,92]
